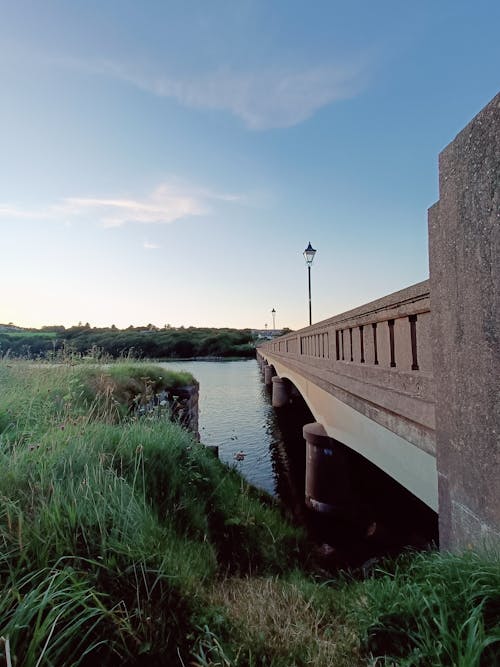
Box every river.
[160,358,292,496]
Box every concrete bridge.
[258,92,499,552]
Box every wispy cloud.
[123,64,365,130]
[0,181,241,228]
[62,184,207,228]
[143,240,161,250]
[0,205,53,220]
[54,56,368,130]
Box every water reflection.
[160,359,280,495]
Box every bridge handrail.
[261,280,432,375]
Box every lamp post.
[303,242,317,326]
[271,308,276,330]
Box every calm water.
[160,359,285,495]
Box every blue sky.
[1,1,499,330]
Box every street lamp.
[271,308,276,330]
[303,242,317,326]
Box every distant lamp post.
[271,308,276,330]
[303,242,317,326]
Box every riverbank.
[0,360,498,665]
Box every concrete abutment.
[429,92,500,550]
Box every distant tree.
[41,325,66,333]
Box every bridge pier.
[256,352,264,370]
[264,364,275,386]
[303,422,351,514]
[271,376,290,407]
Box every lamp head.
[303,242,317,266]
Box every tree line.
[0,325,257,359]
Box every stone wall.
[429,93,500,550]
[169,385,200,441]
[137,382,200,441]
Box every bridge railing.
[264,279,431,374]
[259,279,435,453]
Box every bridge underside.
[263,355,438,512]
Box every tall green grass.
[0,568,112,666]
[1,360,498,666]
[349,550,500,666]
[0,360,194,438]
[0,360,305,665]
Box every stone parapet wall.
[429,92,500,550]
[265,280,431,373]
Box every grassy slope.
[0,361,498,666]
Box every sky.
[1,1,499,331]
